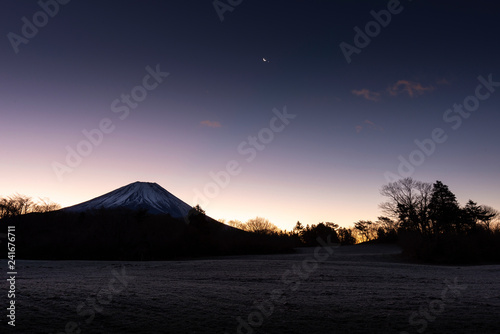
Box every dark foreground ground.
[3,244,500,333]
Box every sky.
[1,0,499,230]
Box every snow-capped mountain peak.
[64,181,192,217]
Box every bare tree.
[0,194,33,217]
[479,205,499,230]
[0,194,61,218]
[380,178,433,234]
[0,197,12,218]
[226,219,245,230]
[33,197,62,213]
[11,194,34,216]
[243,217,280,235]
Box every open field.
[5,244,500,333]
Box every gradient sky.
[2,0,499,230]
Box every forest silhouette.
[1,178,498,263]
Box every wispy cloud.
[200,120,222,128]
[352,79,439,102]
[356,119,383,133]
[351,89,381,102]
[387,80,434,97]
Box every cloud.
[351,89,381,101]
[200,120,222,128]
[387,80,434,97]
[352,79,438,102]
[355,119,383,133]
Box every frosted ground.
[9,244,500,333]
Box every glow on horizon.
[1,174,382,231]
[2,152,499,232]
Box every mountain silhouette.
[63,181,191,217]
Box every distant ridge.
[63,181,192,217]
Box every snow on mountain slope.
[63,181,192,217]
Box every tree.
[374,216,398,241]
[226,219,245,230]
[243,217,280,235]
[380,178,433,234]
[299,223,339,246]
[4,194,33,216]
[428,181,461,234]
[337,227,356,245]
[187,204,205,223]
[462,201,498,231]
[354,220,375,242]
[492,212,500,232]
[190,204,205,216]
[0,197,13,218]
[0,194,62,218]
[32,197,61,213]
[293,221,304,234]
[376,216,397,232]
[324,222,339,230]
[481,206,499,230]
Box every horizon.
[2,1,500,231]
[4,177,497,231]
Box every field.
[6,244,500,333]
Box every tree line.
[2,180,499,262]
[378,178,499,262]
[220,217,355,246]
[0,194,61,218]
[216,177,499,262]
[379,178,498,235]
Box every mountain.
[5,181,295,260]
[63,181,192,217]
